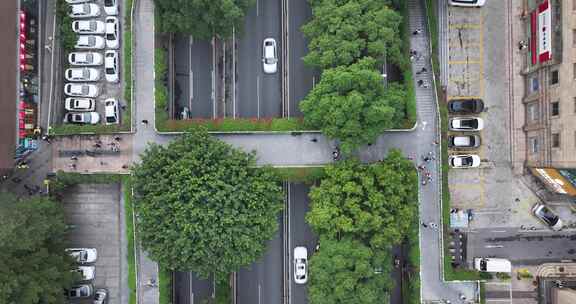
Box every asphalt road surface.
[467,228,576,265]
[288,183,317,304]
[237,214,284,304]
[174,271,213,304]
[174,35,214,119]
[236,0,282,118]
[287,0,318,117]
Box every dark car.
[448,99,484,114]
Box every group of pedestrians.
[417,147,437,185]
[67,136,124,171]
[412,28,430,88]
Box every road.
[174,271,213,304]
[467,228,576,265]
[173,35,214,119]
[287,0,317,117]
[237,213,284,304]
[236,0,282,118]
[287,183,317,304]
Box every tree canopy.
[306,149,418,249]
[308,237,393,304]
[299,58,407,153]
[0,192,76,303]
[154,0,254,39]
[302,0,403,69]
[132,130,284,278]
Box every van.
[449,0,486,7]
[474,258,511,273]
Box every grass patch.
[159,266,172,304]
[158,117,310,132]
[425,0,440,75]
[56,0,77,52]
[123,0,134,128]
[50,124,128,135]
[480,282,486,304]
[124,177,137,304]
[273,166,326,183]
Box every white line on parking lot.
[190,272,194,304]
[491,230,506,233]
[257,76,261,119]
[258,283,262,304]
[484,245,503,248]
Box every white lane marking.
[258,283,262,304]
[491,230,506,233]
[421,120,428,131]
[189,36,194,111]
[257,76,261,119]
[190,272,194,304]
[287,183,292,304]
[256,0,259,16]
[484,245,503,248]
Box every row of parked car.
[446,98,485,168]
[63,0,121,125]
[66,248,108,303]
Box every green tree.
[302,0,403,69]
[0,192,76,303]
[132,130,284,279]
[57,0,77,52]
[306,149,418,249]
[299,58,406,153]
[309,237,393,304]
[154,0,254,39]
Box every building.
[519,0,576,196]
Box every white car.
[104,98,120,125]
[64,83,100,98]
[72,266,95,281]
[293,246,308,284]
[65,97,95,111]
[93,288,108,304]
[72,20,105,34]
[69,52,103,66]
[67,284,93,299]
[448,154,481,168]
[69,4,101,18]
[65,68,101,82]
[262,38,278,74]
[65,0,92,3]
[449,0,486,7]
[104,0,118,15]
[449,117,484,131]
[105,17,120,49]
[66,248,98,264]
[532,203,563,231]
[63,112,101,124]
[104,50,119,83]
[75,35,105,50]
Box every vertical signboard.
[538,0,552,63]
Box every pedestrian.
[423,156,431,162]
[311,138,318,143]
[122,164,129,169]
[422,179,427,185]
[423,83,430,88]
[114,136,122,142]
[432,140,439,145]
[413,29,422,35]
[69,163,77,170]
[112,146,119,152]
[11,177,22,183]
[332,149,340,160]
[70,156,78,161]
[427,176,432,182]
[41,135,51,143]
[141,119,149,125]
[430,222,438,229]
[422,222,428,228]
[93,143,101,149]
[100,161,106,166]
[410,49,417,56]
[417,79,424,87]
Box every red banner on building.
[530,10,537,65]
[538,0,552,62]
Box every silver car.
[67,284,93,299]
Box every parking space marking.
[478,13,485,98]
[449,23,482,30]
[447,60,482,65]
[449,42,482,49]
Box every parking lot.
[61,183,126,303]
[54,0,126,128]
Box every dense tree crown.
[299,58,407,153]
[302,0,403,69]
[0,193,76,303]
[132,131,283,278]
[306,149,418,249]
[154,0,254,39]
[308,238,393,304]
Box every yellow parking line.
[448,60,482,65]
[449,23,482,29]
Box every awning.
[530,168,576,196]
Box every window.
[552,133,560,148]
[530,137,539,153]
[528,74,539,94]
[527,103,539,122]
[551,70,559,85]
[551,101,560,116]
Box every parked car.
[262,38,278,74]
[63,112,101,124]
[105,17,119,49]
[448,135,481,148]
[65,97,95,111]
[66,284,94,299]
[474,258,511,273]
[532,203,563,231]
[72,266,95,281]
[93,288,108,304]
[65,68,101,82]
[293,246,308,284]
[64,83,100,97]
[104,0,118,15]
[448,154,480,168]
[75,35,105,50]
[448,99,484,114]
[104,98,119,125]
[72,20,105,34]
[69,4,101,18]
[69,52,104,66]
[449,117,484,131]
[104,50,119,82]
[449,0,486,7]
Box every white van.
[449,0,486,7]
[474,258,511,273]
